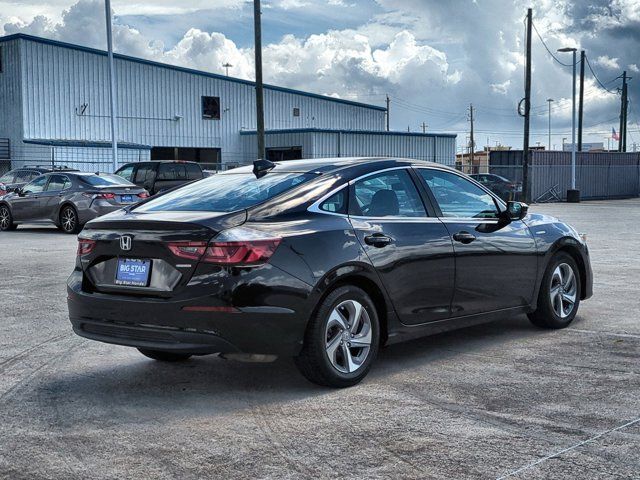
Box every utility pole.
[468,104,475,171]
[223,62,233,76]
[622,76,629,152]
[522,8,533,203]
[618,71,627,152]
[577,50,585,151]
[547,98,554,150]
[557,46,578,199]
[421,122,428,133]
[104,0,118,171]
[253,0,265,159]
[386,95,390,131]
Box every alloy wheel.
[324,299,373,374]
[549,262,577,318]
[62,207,76,232]
[0,207,9,230]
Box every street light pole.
[104,0,118,171]
[547,98,554,150]
[558,47,579,202]
[253,0,265,160]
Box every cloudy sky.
[1,0,638,150]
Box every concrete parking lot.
[1,199,639,479]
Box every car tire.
[295,285,380,388]
[60,205,81,234]
[137,349,192,362]
[0,205,17,231]
[528,252,581,329]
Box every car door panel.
[348,168,455,325]
[416,168,538,317]
[12,176,48,221]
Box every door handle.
[364,233,393,248]
[453,231,476,244]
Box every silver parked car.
[0,172,149,233]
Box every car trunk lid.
[78,209,247,297]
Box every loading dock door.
[266,147,302,162]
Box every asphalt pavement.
[1,199,639,479]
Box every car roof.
[219,157,451,176]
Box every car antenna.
[253,158,275,179]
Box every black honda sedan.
[68,158,592,387]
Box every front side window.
[418,169,499,219]
[22,176,48,194]
[350,170,426,218]
[116,165,135,181]
[202,96,221,119]
[135,172,317,213]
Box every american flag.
[612,127,620,141]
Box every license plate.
[115,258,151,286]
[120,194,134,203]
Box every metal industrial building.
[0,33,456,172]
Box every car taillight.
[83,192,115,199]
[202,239,281,265]
[137,192,150,199]
[167,227,282,266]
[77,239,96,256]
[167,241,207,260]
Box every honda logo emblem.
[120,235,133,251]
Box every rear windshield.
[135,172,316,212]
[80,174,134,186]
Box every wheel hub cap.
[325,299,372,374]
[550,263,577,318]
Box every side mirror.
[16,188,25,196]
[506,201,528,221]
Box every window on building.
[266,147,303,162]
[202,96,221,119]
[293,107,300,117]
[151,147,221,168]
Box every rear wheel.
[137,349,192,362]
[60,205,81,234]
[295,285,379,388]
[528,252,581,329]
[0,205,17,231]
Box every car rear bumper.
[78,202,128,224]
[67,269,309,356]
[72,318,240,354]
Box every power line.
[584,55,620,94]
[531,20,575,67]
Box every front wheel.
[295,285,379,388]
[60,205,81,234]
[528,252,581,329]
[0,205,17,231]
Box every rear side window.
[350,170,426,217]
[134,165,156,184]
[45,175,70,192]
[135,172,316,213]
[320,189,347,214]
[185,163,203,180]
[158,163,187,181]
[0,172,15,183]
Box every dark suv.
[115,161,204,195]
[0,166,77,196]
